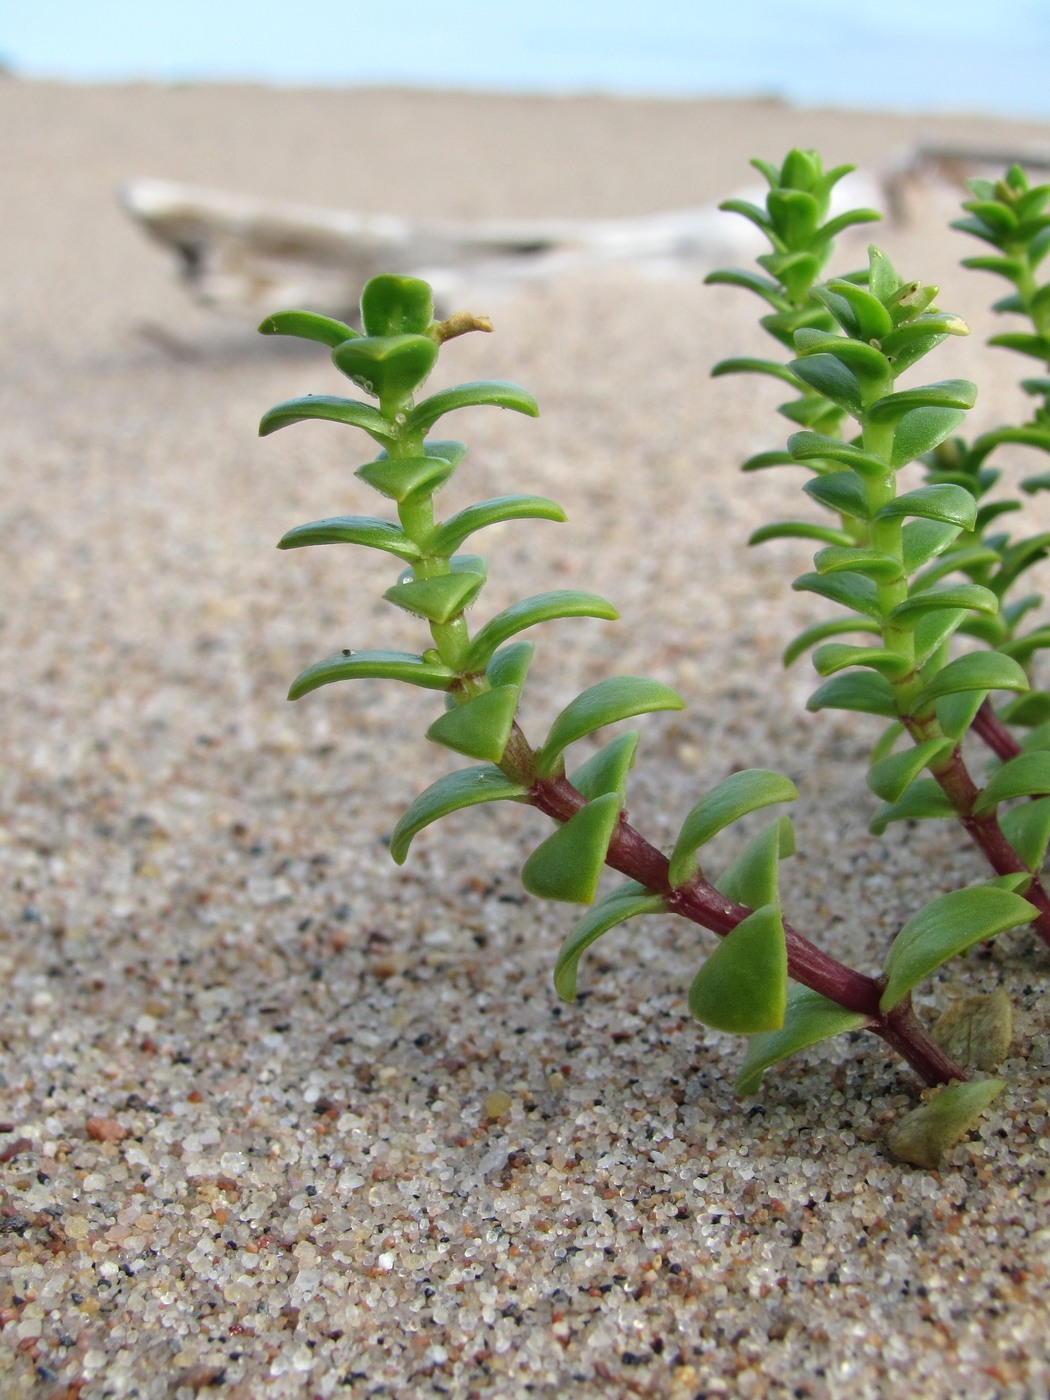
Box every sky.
[3,0,1050,119]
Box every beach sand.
[1,80,1048,1397]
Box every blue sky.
[4,0,1050,117]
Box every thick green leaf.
[877,484,976,529]
[735,985,869,1096]
[709,356,804,387]
[902,519,966,574]
[689,904,788,1035]
[890,408,968,467]
[463,592,619,672]
[742,449,799,472]
[486,641,534,690]
[1001,796,1050,870]
[332,334,438,400]
[813,546,902,581]
[703,268,785,305]
[818,280,893,340]
[880,885,1036,1010]
[259,394,394,445]
[425,685,519,762]
[1000,691,1050,726]
[885,1080,1004,1170]
[569,731,640,802]
[521,792,622,904]
[258,310,358,345]
[973,751,1050,813]
[793,570,881,620]
[807,670,898,717]
[537,677,685,777]
[869,778,957,834]
[936,688,990,741]
[783,617,880,667]
[788,432,886,478]
[867,738,955,802]
[988,331,1050,361]
[867,379,977,422]
[553,882,666,1001]
[793,331,890,388]
[788,353,863,414]
[355,444,463,502]
[384,563,486,623]
[668,770,798,889]
[430,495,566,555]
[910,652,1029,712]
[360,274,434,336]
[408,381,539,435]
[288,648,454,700]
[803,471,873,520]
[277,515,420,561]
[812,643,909,678]
[749,521,852,547]
[715,817,795,908]
[390,765,529,864]
[889,584,998,624]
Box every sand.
[1,79,1048,1398]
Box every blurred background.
[4,0,1050,118]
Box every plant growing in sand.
[259,153,1049,1167]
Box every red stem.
[525,762,966,1086]
[972,699,1024,761]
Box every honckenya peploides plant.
[258,152,1049,1167]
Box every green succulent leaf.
[384,562,487,624]
[425,685,520,763]
[332,334,438,400]
[869,778,957,834]
[793,570,882,620]
[909,652,1029,712]
[689,904,788,1035]
[390,765,529,864]
[715,816,795,908]
[463,592,619,673]
[536,677,685,777]
[902,519,967,574]
[360,274,434,336]
[885,1080,1004,1171]
[1001,796,1050,870]
[709,356,805,387]
[880,885,1036,1011]
[783,618,881,667]
[288,648,454,700]
[569,731,640,802]
[972,751,1050,813]
[735,985,869,1096]
[803,471,874,520]
[811,643,910,679]
[486,641,535,690]
[355,444,463,502]
[816,280,893,340]
[987,331,1050,361]
[813,546,902,582]
[793,330,891,386]
[867,738,956,803]
[889,585,998,624]
[277,515,420,562]
[749,521,853,546]
[259,395,394,446]
[788,432,886,478]
[807,671,898,717]
[258,310,359,345]
[430,495,566,555]
[867,382,977,421]
[788,353,863,415]
[936,688,991,741]
[668,770,798,889]
[876,484,976,529]
[553,882,667,1001]
[521,792,623,904]
[408,381,539,435]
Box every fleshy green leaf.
[877,484,976,529]
[277,515,420,562]
[425,685,520,763]
[936,688,990,741]
[902,519,966,574]
[811,643,910,678]
[1001,796,1050,869]
[384,563,486,624]
[715,817,795,908]
[867,738,955,802]
[889,585,998,624]
[430,495,566,555]
[793,570,881,620]
[807,670,898,717]
[867,379,977,421]
[788,432,886,478]
[709,356,805,387]
[390,765,529,864]
[972,751,1050,813]
[521,792,622,904]
[890,408,968,467]
[885,1080,1004,1170]
[536,677,685,778]
[749,521,852,546]
[735,985,869,1096]
[463,592,619,672]
[259,394,393,446]
[813,546,902,581]
[258,310,358,345]
[909,652,1029,712]
[360,274,434,336]
[553,882,667,1001]
[869,778,956,834]
[408,381,539,435]
[788,353,863,414]
[355,445,463,503]
[689,904,788,1035]
[783,617,881,667]
[880,885,1036,1011]
[332,334,438,400]
[569,731,640,802]
[486,641,534,690]
[803,471,874,520]
[288,648,454,700]
[668,770,798,888]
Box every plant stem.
[972,699,1024,761]
[514,730,968,1086]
